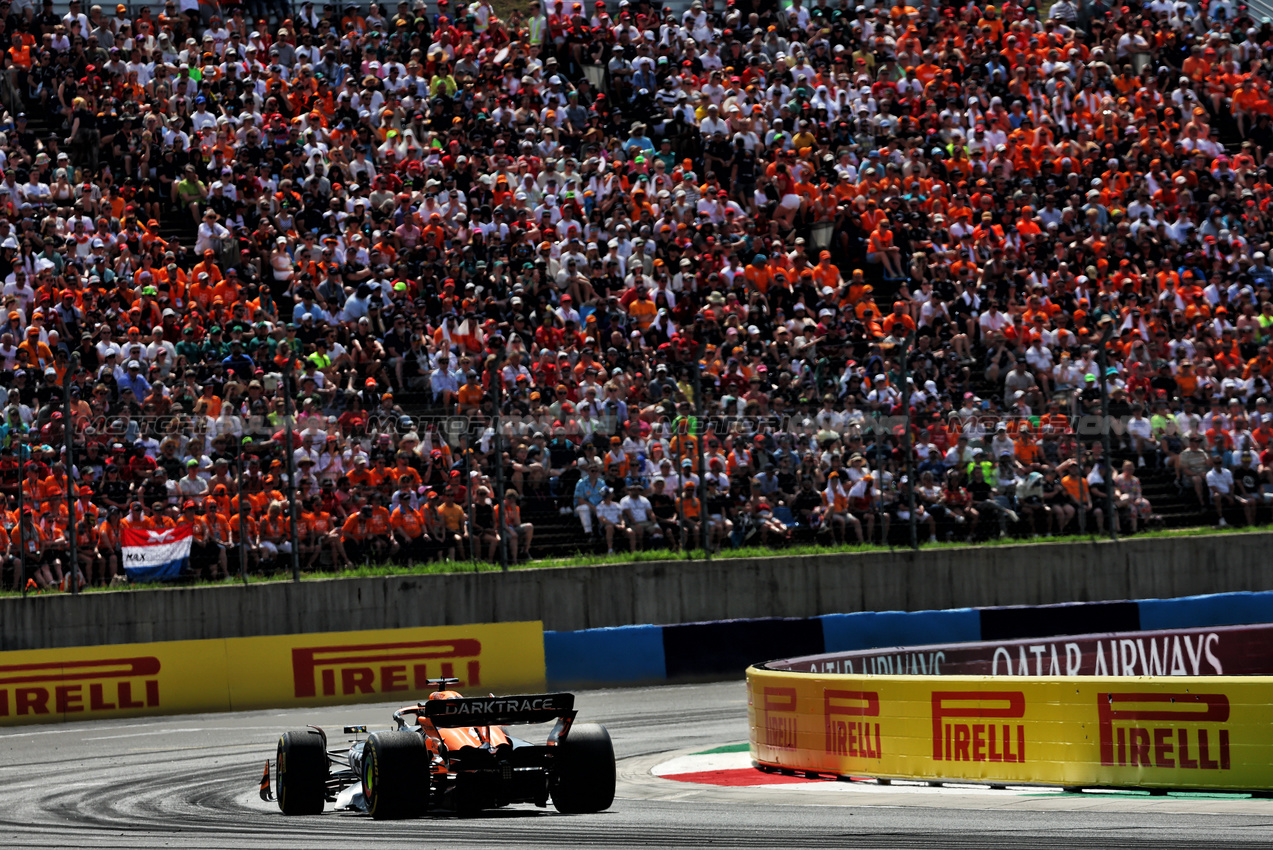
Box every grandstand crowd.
[2,0,1273,588]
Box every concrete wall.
[5,533,1273,652]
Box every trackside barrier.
[777,623,1273,677]
[0,621,545,726]
[747,666,1273,792]
[544,610,984,688]
[543,624,666,686]
[544,590,1273,688]
[1139,591,1273,631]
[820,609,981,653]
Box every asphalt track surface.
[3,681,1273,849]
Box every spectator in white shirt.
[699,103,728,137]
[944,435,975,468]
[595,488,635,554]
[1025,339,1054,373]
[1204,456,1238,527]
[176,460,209,497]
[619,483,659,549]
[194,210,231,255]
[978,304,1010,337]
[989,425,1016,461]
[1126,405,1154,466]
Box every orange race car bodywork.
[408,689,515,753]
[266,679,616,818]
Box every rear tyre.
[362,730,427,819]
[276,729,328,815]
[551,723,616,813]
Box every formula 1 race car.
[260,679,615,818]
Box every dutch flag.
[122,526,194,583]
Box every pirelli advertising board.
[747,667,1273,792]
[0,621,545,725]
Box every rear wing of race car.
[424,693,577,729]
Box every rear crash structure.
[263,681,616,818]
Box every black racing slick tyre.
[551,723,616,814]
[276,729,328,815]
[362,730,427,819]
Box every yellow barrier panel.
[0,622,545,726]
[224,622,546,711]
[748,666,1273,792]
[0,639,233,724]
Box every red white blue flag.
[122,526,193,582]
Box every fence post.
[15,428,25,594]
[490,351,508,571]
[901,335,917,550]
[1098,318,1117,542]
[282,356,301,581]
[236,441,248,585]
[694,348,709,556]
[63,354,80,593]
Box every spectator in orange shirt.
[229,492,261,570]
[858,303,885,338]
[191,250,223,287]
[496,490,534,560]
[17,327,53,371]
[120,501,153,532]
[36,509,67,586]
[743,255,773,293]
[435,489,469,561]
[347,455,377,489]
[881,301,917,337]
[95,507,125,586]
[182,500,227,580]
[1061,460,1104,534]
[295,494,334,568]
[1014,429,1043,465]
[186,270,218,312]
[391,453,423,491]
[811,250,841,290]
[389,490,434,564]
[258,501,293,570]
[867,222,904,278]
[456,368,485,414]
[341,499,396,564]
[626,288,657,330]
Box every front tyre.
[362,730,427,819]
[551,723,616,813]
[276,729,328,815]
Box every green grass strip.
[693,743,752,755]
[5,523,1272,597]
